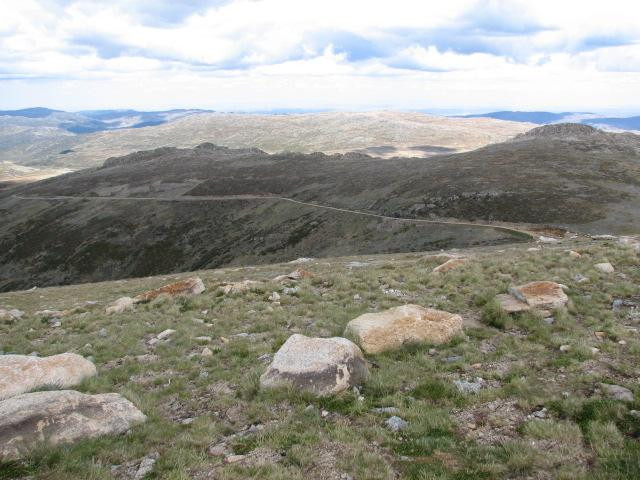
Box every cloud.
[0,0,639,109]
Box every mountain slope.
[1,124,638,291]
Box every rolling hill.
[0,111,533,173]
[1,123,638,291]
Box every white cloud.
[0,0,639,110]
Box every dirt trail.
[14,194,535,239]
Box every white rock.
[105,297,134,315]
[0,353,97,401]
[594,262,614,273]
[260,334,368,396]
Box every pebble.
[559,345,571,352]
[590,347,600,354]
[618,340,627,345]
[321,410,329,418]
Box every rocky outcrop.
[0,390,146,460]
[106,296,134,314]
[433,258,468,273]
[133,277,205,303]
[0,353,97,401]
[345,305,463,354]
[260,334,368,396]
[496,281,568,314]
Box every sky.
[1,0,640,112]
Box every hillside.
[461,111,640,132]
[1,238,639,479]
[0,111,533,172]
[1,124,638,292]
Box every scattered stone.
[283,286,299,295]
[258,353,273,363]
[372,407,399,414]
[568,250,582,258]
[0,353,97,401]
[287,268,314,280]
[618,340,627,345]
[221,280,260,295]
[385,416,408,432]
[98,328,108,337]
[345,304,463,354]
[346,261,369,268]
[0,390,146,460]
[559,344,571,352]
[289,257,313,264]
[260,334,369,396]
[538,236,560,243]
[105,297,134,315]
[543,317,555,325]
[599,383,634,402]
[527,407,548,420]
[133,454,158,480]
[590,347,600,354]
[381,287,405,297]
[156,329,175,340]
[592,235,617,240]
[225,454,246,464]
[51,320,61,328]
[594,262,614,273]
[353,294,361,301]
[454,378,485,394]
[594,331,607,340]
[35,309,65,319]
[573,273,589,283]
[268,292,281,303]
[134,277,205,303]
[195,336,212,342]
[208,444,229,457]
[432,257,468,273]
[527,247,541,252]
[0,309,24,323]
[201,347,213,357]
[428,348,437,355]
[443,355,463,363]
[612,299,623,309]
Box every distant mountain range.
[460,111,640,130]
[0,107,214,133]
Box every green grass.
[1,239,639,479]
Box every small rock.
[156,329,175,340]
[105,297,134,315]
[321,410,329,418]
[268,292,281,303]
[568,250,582,258]
[98,328,108,338]
[538,236,560,243]
[590,347,600,354]
[225,454,246,464]
[208,444,228,456]
[353,294,361,301]
[559,345,571,352]
[201,347,213,357]
[454,378,485,394]
[372,407,399,414]
[612,299,623,309]
[594,331,607,340]
[599,383,634,402]
[543,317,555,325]
[195,336,212,342]
[443,355,463,363]
[181,418,194,425]
[573,273,589,283]
[594,262,614,273]
[283,286,299,295]
[618,340,627,345]
[428,348,437,356]
[134,277,205,303]
[134,455,157,480]
[386,416,408,431]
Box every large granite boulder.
[0,353,97,401]
[0,390,146,460]
[260,334,368,396]
[133,277,205,303]
[106,296,134,315]
[345,305,463,354]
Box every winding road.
[13,194,535,239]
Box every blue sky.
[1,0,639,111]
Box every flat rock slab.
[511,281,568,310]
[260,334,368,396]
[221,280,260,295]
[345,304,463,354]
[134,277,205,303]
[0,353,97,401]
[0,390,146,460]
[495,294,530,313]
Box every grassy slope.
[1,239,638,479]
